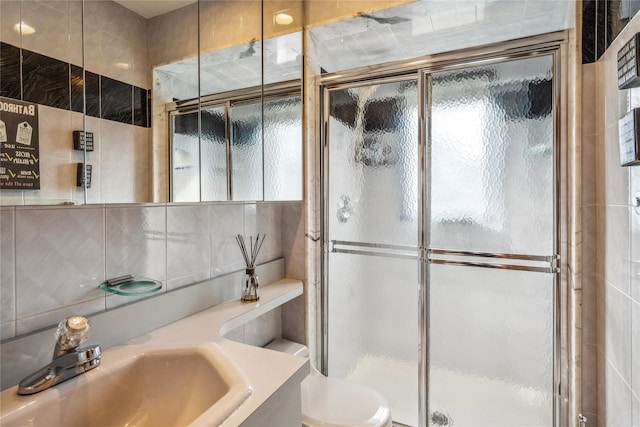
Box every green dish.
[99,278,162,296]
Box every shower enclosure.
[322,39,562,427]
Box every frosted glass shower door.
[326,78,420,426]
[427,55,557,426]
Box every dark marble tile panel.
[0,42,21,100]
[597,0,607,60]
[583,0,597,63]
[22,50,70,110]
[101,76,132,124]
[71,66,100,117]
[133,86,148,128]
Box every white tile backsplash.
[105,205,166,286]
[1,210,15,325]
[15,207,105,321]
[256,203,283,264]
[16,298,106,336]
[0,201,295,339]
[211,204,246,276]
[167,204,211,290]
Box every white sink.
[0,343,251,427]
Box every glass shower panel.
[231,101,263,200]
[328,253,419,427]
[428,264,554,426]
[326,79,419,426]
[200,106,228,201]
[171,111,200,202]
[263,95,302,200]
[328,80,419,246]
[428,54,556,427]
[430,55,554,255]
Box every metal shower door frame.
[319,31,568,427]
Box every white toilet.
[265,339,392,427]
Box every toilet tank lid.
[264,338,309,358]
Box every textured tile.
[147,2,198,72]
[101,76,132,124]
[603,123,630,206]
[211,204,245,276]
[633,299,640,399]
[0,2,21,48]
[17,297,105,335]
[605,359,633,427]
[0,42,21,100]
[20,158,76,204]
[167,204,210,290]
[105,205,166,288]
[133,86,149,128]
[605,205,631,294]
[15,207,105,319]
[282,296,306,345]
[22,50,70,110]
[99,120,134,203]
[37,105,73,160]
[282,201,305,280]
[19,0,83,66]
[604,282,632,385]
[256,203,283,264]
[71,66,101,117]
[243,308,281,347]
[1,209,15,324]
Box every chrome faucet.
[17,316,101,395]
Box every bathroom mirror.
[167,0,302,202]
[0,0,302,206]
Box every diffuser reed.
[236,233,266,302]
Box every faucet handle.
[54,316,90,358]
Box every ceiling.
[113,0,196,18]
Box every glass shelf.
[99,278,162,296]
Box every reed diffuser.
[235,233,266,302]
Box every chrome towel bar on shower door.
[330,241,559,273]
[428,249,560,274]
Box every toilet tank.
[264,339,309,358]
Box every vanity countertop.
[0,278,308,426]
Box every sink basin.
[0,343,251,427]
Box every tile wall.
[0,201,303,341]
[586,11,640,427]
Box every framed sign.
[0,97,40,189]
[618,109,640,166]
